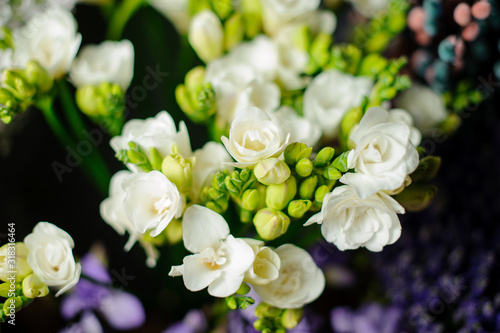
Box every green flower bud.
[295,158,313,177]
[394,184,438,212]
[266,176,297,211]
[2,69,36,100]
[340,106,363,142]
[254,158,291,185]
[236,282,251,295]
[3,296,22,314]
[440,113,461,135]
[253,208,290,241]
[226,296,238,310]
[241,0,262,38]
[358,53,389,77]
[299,175,318,199]
[0,242,32,283]
[310,33,332,68]
[25,60,53,93]
[410,156,441,183]
[314,185,330,203]
[281,308,303,329]
[76,85,104,117]
[224,13,245,51]
[175,84,196,113]
[22,274,48,298]
[0,283,21,298]
[313,147,335,167]
[148,147,163,171]
[288,200,312,219]
[185,66,206,92]
[0,87,18,123]
[323,165,342,180]
[284,143,312,165]
[293,24,310,52]
[331,151,349,173]
[241,189,260,211]
[255,303,283,318]
[161,154,193,193]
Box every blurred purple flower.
[331,303,402,333]
[162,309,207,333]
[60,252,145,331]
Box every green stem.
[56,80,111,194]
[37,98,107,195]
[107,0,146,40]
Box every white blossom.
[253,244,325,308]
[169,205,255,297]
[340,107,419,199]
[221,106,290,168]
[303,69,372,138]
[188,10,223,63]
[273,106,321,148]
[305,185,404,251]
[13,6,82,78]
[24,222,81,296]
[241,238,281,285]
[260,0,320,35]
[70,40,135,90]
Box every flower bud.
[25,60,53,93]
[314,185,330,203]
[323,165,342,180]
[2,69,36,100]
[254,158,291,185]
[3,296,22,314]
[76,85,105,117]
[266,176,297,211]
[189,10,224,63]
[22,274,49,298]
[224,13,244,51]
[165,219,183,245]
[311,33,332,68]
[241,0,262,38]
[313,147,335,167]
[161,154,193,193]
[0,87,18,124]
[185,66,206,92]
[284,143,312,165]
[340,106,363,141]
[288,200,312,219]
[394,184,438,212]
[0,243,32,283]
[0,283,20,298]
[255,303,283,318]
[295,158,313,177]
[281,308,303,329]
[253,208,290,240]
[241,189,260,211]
[299,175,318,199]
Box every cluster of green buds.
[253,303,303,333]
[0,243,47,323]
[75,82,125,136]
[353,0,409,53]
[175,66,216,124]
[288,24,333,75]
[0,61,53,124]
[225,283,255,310]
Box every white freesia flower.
[24,222,81,296]
[189,10,223,63]
[221,106,290,168]
[261,0,320,35]
[395,83,448,136]
[350,0,390,17]
[305,185,404,251]
[340,107,419,199]
[253,244,325,309]
[150,0,190,33]
[303,69,373,138]
[241,238,281,285]
[388,108,422,147]
[110,111,192,172]
[100,170,160,267]
[169,205,255,297]
[273,106,321,147]
[122,170,184,237]
[190,142,233,202]
[13,6,82,78]
[70,40,134,90]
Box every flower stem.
[107,0,146,40]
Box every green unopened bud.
[226,296,238,310]
[241,0,262,38]
[295,158,313,177]
[224,13,244,51]
[185,66,206,92]
[341,106,363,141]
[288,200,312,218]
[254,318,274,332]
[149,147,163,171]
[440,113,461,135]
[311,33,332,68]
[241,189,260,211]
[315,185,330,203]
[358,53,389,77]
[299,175,318,199]
[236,283,251,295]
[3,297,22,314]
[254,158,291,185]
[284,143,312,165]
[266,176,297,211]
[0,283,21,298]
[253,208,290,240]
[323,165,342,180]
[175,84,196,113]
[314,147,335,167]
[2,69,36,100]
[0,242,32,282]
[281,308,303,329]
[76,85,105,117]
[189,10,224,63]
[410,156,441,183]
[22,274,48,298]
[293,24,310,52]
[25,60,53,93]
[331,151,349,173]
[161,154,193,193]
[255,303,283,318]
[126,149,150,170]
[395,184,438,212]
[165,219,183,245]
